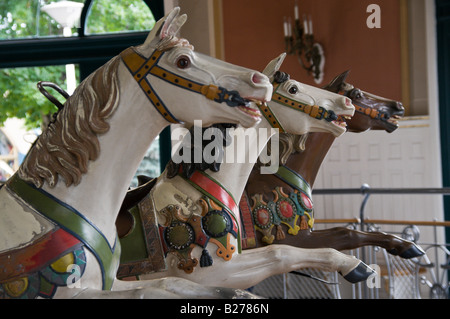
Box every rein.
[120,47,249,124]
[257,81,339,133]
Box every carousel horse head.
[261,54,355,137]
[17,7,273,189]
[132,7,272,128]
[324,71,404,133]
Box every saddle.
[116,176,167,278]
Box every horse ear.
[142,7,187,50]
[160,7,187,40]
[323,70,351,93]
[263,53,287,81]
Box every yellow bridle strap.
[271,82,337,122]
[337,89,389,121]
[120,48,180,123]
[120,47,249,124]
[354,104,387,120]
[256,102,286,133]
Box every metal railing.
[313,185,450,299]
[313,184,450,229]
[252,185,450,299]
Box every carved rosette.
[158,197,237,274]
[250,186,314,244]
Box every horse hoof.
[399,244,425,259]
[388,243,425,259]
[342,262,375,283]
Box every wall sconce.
[283,1,325,84]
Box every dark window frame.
[436,0,450,243]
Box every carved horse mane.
[18,57,121,188]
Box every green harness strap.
[7,175,121,290]
[274,165,312,199]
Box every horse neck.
[284,132,336,187]
[246,131,336,199]
[41,62,167,245]
[206,120,275,203]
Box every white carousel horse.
[119,54,375,290]
[0,8,273,299]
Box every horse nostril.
[251,72,266,85]
[345,97,352,107]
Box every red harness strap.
[181,170,242,252]
[0,228,81,283]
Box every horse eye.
[176,56,190,69]
[288,86,298,95]
[350,89,363,99]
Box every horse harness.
[120,47,249,124]
[118,168,242,277]
[240,165,314,248]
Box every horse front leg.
[234,245,374,287]
[159,245,374,289]
[299,227,424,259]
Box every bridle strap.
[271,82,338,123]
[338,89,389,121]
[256,102,286,133]
[257,81,339,132]
[121,48,180,124]
[354,104,388,120]
[120,47,249,124]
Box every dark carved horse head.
[324,71,405,133]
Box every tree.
[0,0,155,129]
[0,65,67,129]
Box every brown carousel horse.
[240,71,425,258]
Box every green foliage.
[0,0,80,39]
[0,65,68,129]
[0,0,155,129]
[87,0,155,34]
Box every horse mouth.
[333,115,352,129]
[387,115,401,126]
[385,115,402,132]
[238,99,262,119]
